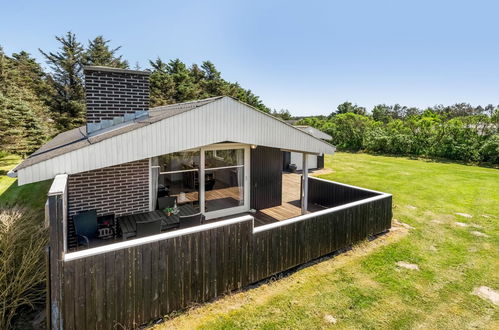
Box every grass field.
[0,152,497,329]
[0,154,51,210]
[155,152,498,329]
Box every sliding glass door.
[155,144,250,219]
[202,144,250,219]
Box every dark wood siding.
[282,151,291,171]
[251,147,282,210]
[316,155,324,169]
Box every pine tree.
[83,36,128,68]
[0,47,54,154]
[40,32,86,130]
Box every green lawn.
[155,152,498,329]
[0,154,51,210]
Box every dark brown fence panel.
[62,220,254,329]
[56,179,392,329]
[251,195,392,282]
[308,177,380,207]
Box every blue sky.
[1,0,498,116]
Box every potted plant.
[164,207,174,216]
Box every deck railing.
[46,176,392,329]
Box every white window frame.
[201,143,251,220]
[153,143,251,220]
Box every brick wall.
[68,159,150,218]
[84,67,150,124]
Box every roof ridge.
[150,96,224,111]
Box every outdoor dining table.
[118,204,198,240]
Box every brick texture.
[68,159,150,217]
[84,68,150,123]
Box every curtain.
[237,149,244,204]
[150,157,159,210]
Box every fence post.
[46,174,68,330]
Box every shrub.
[0,207,47,329]
[479,134,499,164]
[329,113,373,151]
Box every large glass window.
[158,151,199,173]
[205,148,245,212]
[155,146,247,216]
[158,151,200,206]
[205,149,244,168]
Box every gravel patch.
[470,231,490,238]
[472,286,499,306]
[455,212,472,218]
[396,261,420,270]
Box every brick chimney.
[83,66,150,134]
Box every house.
[11,66,392,329]
[282,126,332,171]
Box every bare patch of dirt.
[323,314,337,324]
[455,212,473,218]
[470,231,490,238]
[393,219,414,229]
[396,261,420,270]
[472,286,499,306]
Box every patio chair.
[73,210,99,247]
[157,196,177,210]
[136,219,162,238]
[179,213,204,229]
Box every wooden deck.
[212,172,326,226]
[68,172,324,250]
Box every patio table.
[118,205,199,240]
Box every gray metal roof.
[295,126,332,140]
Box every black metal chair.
[73,210,99,247]
[136,219,162,238]
[157,196,177,210]
[179,213,204,229]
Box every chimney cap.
[83,65,151,76]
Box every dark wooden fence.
[307,176,380,207]
[48,178,392,329]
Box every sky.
[1,0,498,116]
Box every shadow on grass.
[0,179,51,211]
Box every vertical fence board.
[55,179,392,329]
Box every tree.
[39,32,86,129]
[82,36,128,68]
[0,48,54,153]
[271,109,292,120]
[332,102,366,116]
[147,57,271,113]
[372,104,391,123]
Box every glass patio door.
[201,144,250,219]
